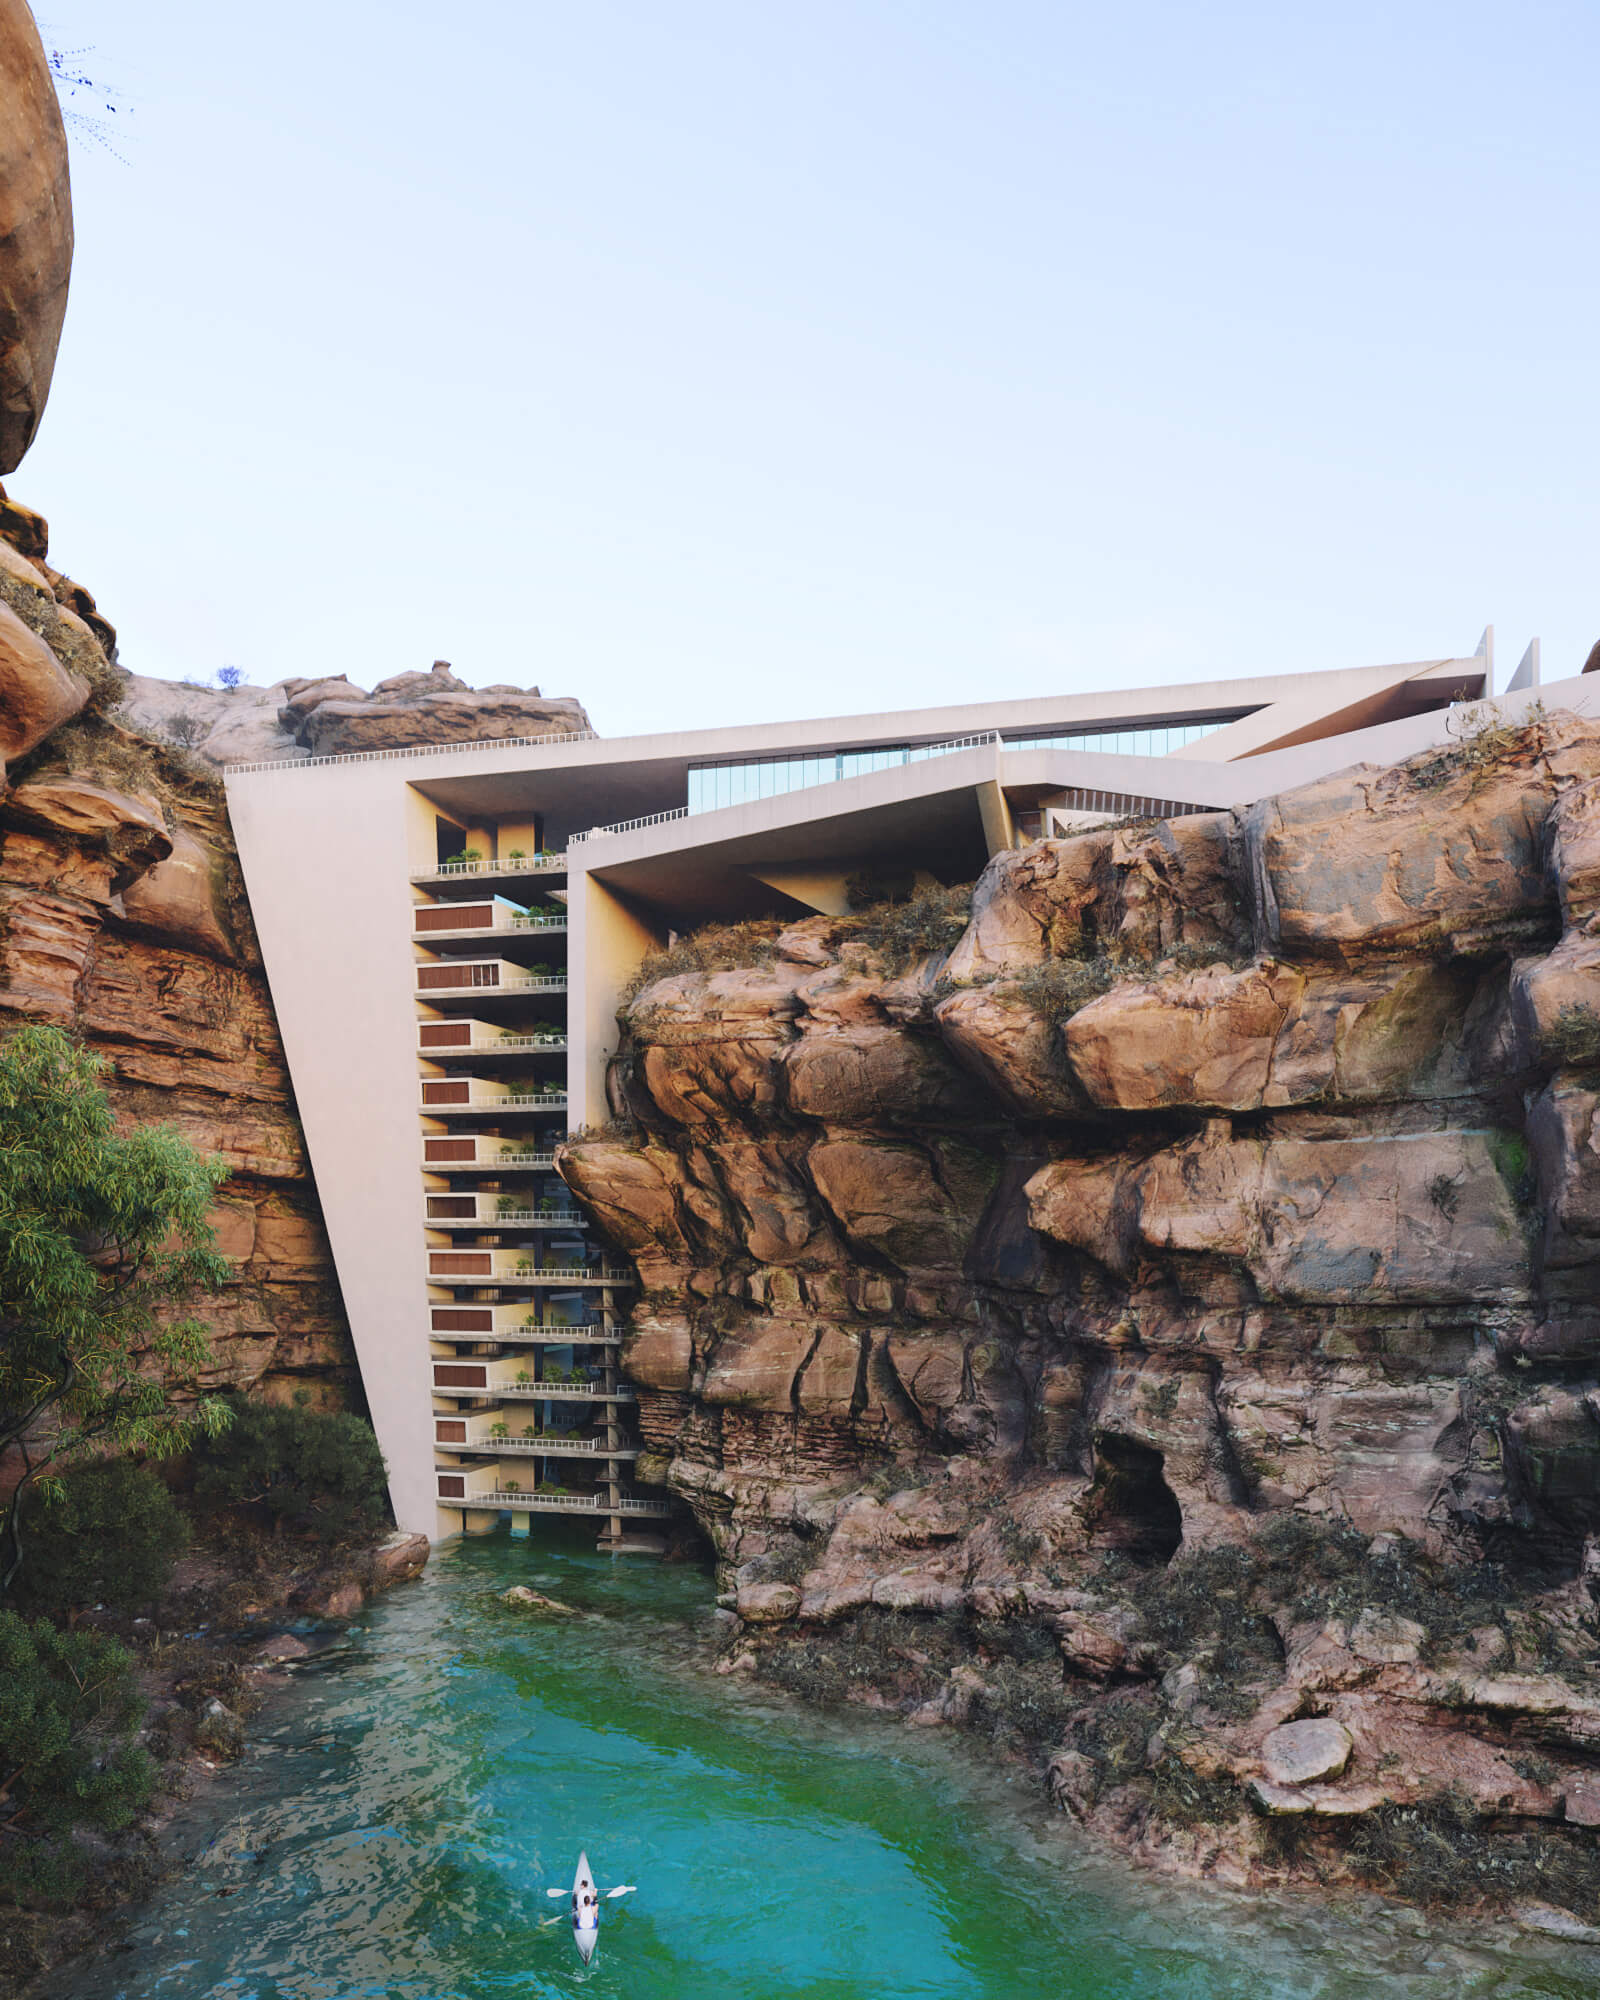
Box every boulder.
[0,1,72,471]
[1259,1717,1353,1786]
[368,1530,429,1587]
[736,1581,801,1624]
[499,1585,580,1616]
[115,824,235,961]
[298,689,590,757]
[934,984,1091,1119]
[5,774,170,877]
[1242,741,1563,962]
[0,596,88,762]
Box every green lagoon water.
[53,1531,1600,2000]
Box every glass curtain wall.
[686,717,1242,815]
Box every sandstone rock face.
[0,704,361,1424]
[561,707,1600,1914]
[116,667,594,768]
[0,595,88,763]
[0,0,72,472]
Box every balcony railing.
[416,1031,567,1056]
[411,854,568,882]
[428,1252,633,1286]
[431,1307,617,1342]
[437,1379,633,1402]
[425,1204,587,1229]
[421,1143,559,1171]
[414,960,568,997]
[461,1436,638,1458]
[437,1485,673,1517]
[420,1088,567,1113]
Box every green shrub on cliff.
[0,1025,232,1599]
[194,1396,389,1544]
[0,1611,152,1905]
[13,1460,188,1618]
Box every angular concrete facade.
[226,642,1549,1542]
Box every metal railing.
[420,1091,568,1111]
[420,1152,559,1171]
[447,1381,633,1401]
[413,913,567,937]
[425,1209,586,1228]
[461,1434,635,1456]
[413,971,568,994]
[412,855,569,880]
[225,728,601,778]
[418,1035,567,1054]
[446,1489,673,1517]
[429,1262,632,1283]
[570,806,689,845]
[432,1323,618,1343]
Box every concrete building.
[226,634,1549,1545]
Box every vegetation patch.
[193,1394,389,1545]
[1544,1003,1600,1070]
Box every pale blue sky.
[19,1,1600,734]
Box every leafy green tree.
[194,1396,389,1544]
[13,1459,188,1619]
[0,1026,232,1595]
[0,1611,152,1902]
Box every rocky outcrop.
[0,0,71,472]
[117,660,592,768]
[0,485,360,1420]
[561,709,1600,1914]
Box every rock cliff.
[561,709,1600,1912]
[0,488,359,1427]
[118,660,591,768]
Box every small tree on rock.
[194,1395,389,1544]
[13,1459,188,1619]
[0,1612,151,1903]
[0,1026,232,1596]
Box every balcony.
[418,1019,567,1058]
[414,958,567,1001]
[411,853,567,886]
[430,1304,618,1342]
[436,1467,673,1517]
[420,1081,567,1115]
[413,898,568,945]
[433,1412,638,1456]
[428,1249,633,1286]
[425,1193,586,1228]
[422,1136,558,1171]
[431,1358,635,1401]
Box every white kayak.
[544,1850,637,1962]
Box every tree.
[194,1396,389,1544]
[215,665,245,690]
[0,1027,232,1595]
[13,1459,188,1619]
[0,1612,151,1902]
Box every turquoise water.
[53,1531,1600,2000]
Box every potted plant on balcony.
[490,1421,509,1440]
[503,1479,520,1493]
[522,1424,538,1439]
[515,1369,531,1385]
[506,848,526,864]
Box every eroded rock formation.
[0,0,71,473]
[118,659,591,768]
[0,492,359,1427]
[561,711,1600,1909]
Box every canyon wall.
[562,711,1600,1907]
[0,484,358,1417]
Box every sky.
[17,0,1600,737]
